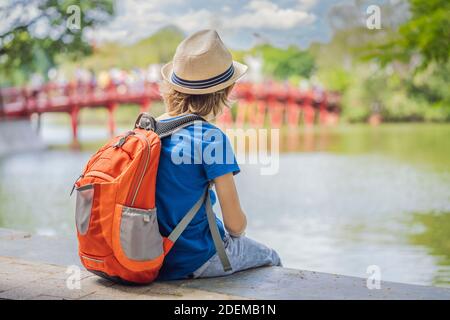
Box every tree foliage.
[0,0,114,80]
[253,44,315,80]
[72,26,185,71]
[370,0,450,69]
[311,0,450,122]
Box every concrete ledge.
[0,256,243,300]
[1,229,450,300]
[176,267,450,300]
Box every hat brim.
[161,60,248,95]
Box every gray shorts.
[191,233,282,278]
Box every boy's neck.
[156,112,175,120]
[157,112,214,121]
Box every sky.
[88,0,359,49]
[1,0,402,50]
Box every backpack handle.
[134,112,157,131]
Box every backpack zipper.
[84,170,114,182]
[69,174,84,196]
[127,132,151,207]
[81,255,104,263]
[113,131,135,148]
[69,143,115,196]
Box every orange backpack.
[72,113,231,284]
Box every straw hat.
[161,29,248,95]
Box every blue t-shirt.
[155,116,240,280]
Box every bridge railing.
[0,81,340,146]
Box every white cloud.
[297,0,318,10]
[230,0,316,30]
[170,0,316,34]
[87,0,170,43]
[221,5,232,13]
[247,0,278,11]
[175,9,218,32]
[89,0,321,47]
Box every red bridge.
[0,81,340,146]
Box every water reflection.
[281,124,450,172]
[0,122,449,287]
[408,212,450,286]
[0,150,89,236]
[238,154,450,286]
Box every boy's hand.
[228,231,246,238]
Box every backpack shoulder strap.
[155,114,205,138]
[134,112,205,138]
[167,184,232,272]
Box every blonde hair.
[160,81,233,118]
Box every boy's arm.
[213,172,247,237]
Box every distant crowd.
[27,64,329,99]
[29,64,164,90]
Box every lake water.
[0,121,449,287]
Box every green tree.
[74,26,185,71]
[0,0,114,83]
[253,44,315,80]
[373,0,450,69]
[313,0,450,122]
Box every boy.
[155,29,281,280]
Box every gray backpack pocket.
[75,184,94,235]
[119,206,163,261]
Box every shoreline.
[1,228,449,300]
